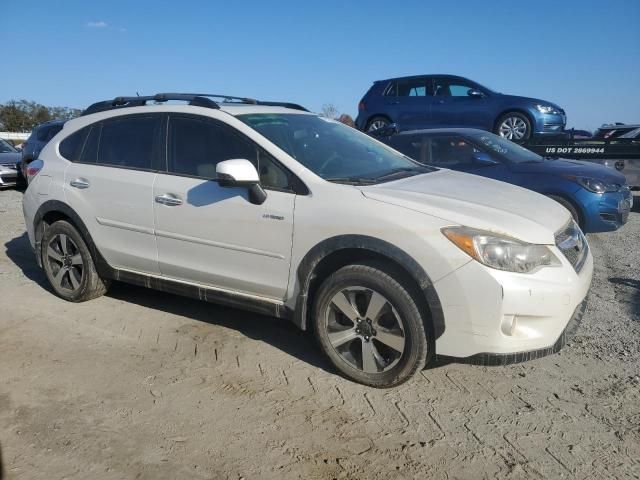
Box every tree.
[321,103,339,119]
[0,99,81,132]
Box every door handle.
[70,179,90,189]
[155,194,183,206]
[389,101,400,105]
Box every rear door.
[152,113,297,299]
[63,113,164,274]
[384,77,434,130]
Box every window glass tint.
[434,79,474,97]
[168,115,293,190]
[397,78,430,97]
[36,126,49,141]
[97,115,160,169]
[430,137,481,166]
[46,124,63,140]
[384,82,397,97]
[388,136,429,164]
[80,125,101,163]
[59,127,89,161]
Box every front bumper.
[533,112,566,136]
[577,187,633,232]
[0,163,19,187]
[433,244,593,359]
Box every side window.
[383,82,397,97]
[36,126,49,142]
[388,136,429,164]
[80,125,101,163]
[397,78,430,97]
[97,115,161,169]
[430,137,480,167]
[46,124,62,141]
[168,115,294,191]
[59,127,90,162]
[434,79,474,97]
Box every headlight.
[442,226,561,273]
[566,176,618,193]
[536,104,561,115]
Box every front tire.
[312,262,428,388]
[495,112,531,142]
[42,220,110,302]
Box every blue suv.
[356,75,566,141]
[379,128,632,233]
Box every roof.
[395,127,487,136]
[375,74,470,83]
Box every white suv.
[22,93,593,387]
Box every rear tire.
[365,116,390,133]
[312,261,428,388]
[41,220,110,302]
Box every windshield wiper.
[373,167,430,182]
[325,177,378,185]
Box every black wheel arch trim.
[32,200,290,319]
[292,234,445,339]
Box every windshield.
[469,131,543,164]
[0,139,17,153]
[238,113,434,184]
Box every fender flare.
[32,200,113,276]
[292,234,445,338]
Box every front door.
[153,113,297,299]
[430,77,493,130]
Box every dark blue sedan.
[381,128,632,233]
[356,75,566,141]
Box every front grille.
[555,221,589,273]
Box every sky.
[1,0,639,131]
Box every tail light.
[358,101,365,111]
[26,159,44,184]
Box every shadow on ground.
[4,232,333,374]
[608,277,640,319]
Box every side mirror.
[467,89,485,99]
[369,123,399,137]
[472,152,499,166]
[216,159,267,205]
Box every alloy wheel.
[367,120,389,132]
[324,286,406,373]
[46,233,84,292]
[498,116,528,140]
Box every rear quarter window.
[59,127,90,161]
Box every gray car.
[0,139,22,188]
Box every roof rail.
[81,93,308,116]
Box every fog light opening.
[501,315,517,336]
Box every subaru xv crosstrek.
[22,93,591,387]
[356,75,566,141]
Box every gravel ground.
[0,188,638,480]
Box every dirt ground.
[0,188,638,480]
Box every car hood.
[498,94,563,111]
[512,158,627,184]
[0,152,20,165]
[359,170,570,245]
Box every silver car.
[0,139,21,188]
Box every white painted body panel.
[22,102,593,360]
[63,163,159,274]
[153,173,295,299]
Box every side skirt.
[106,267,292,320]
